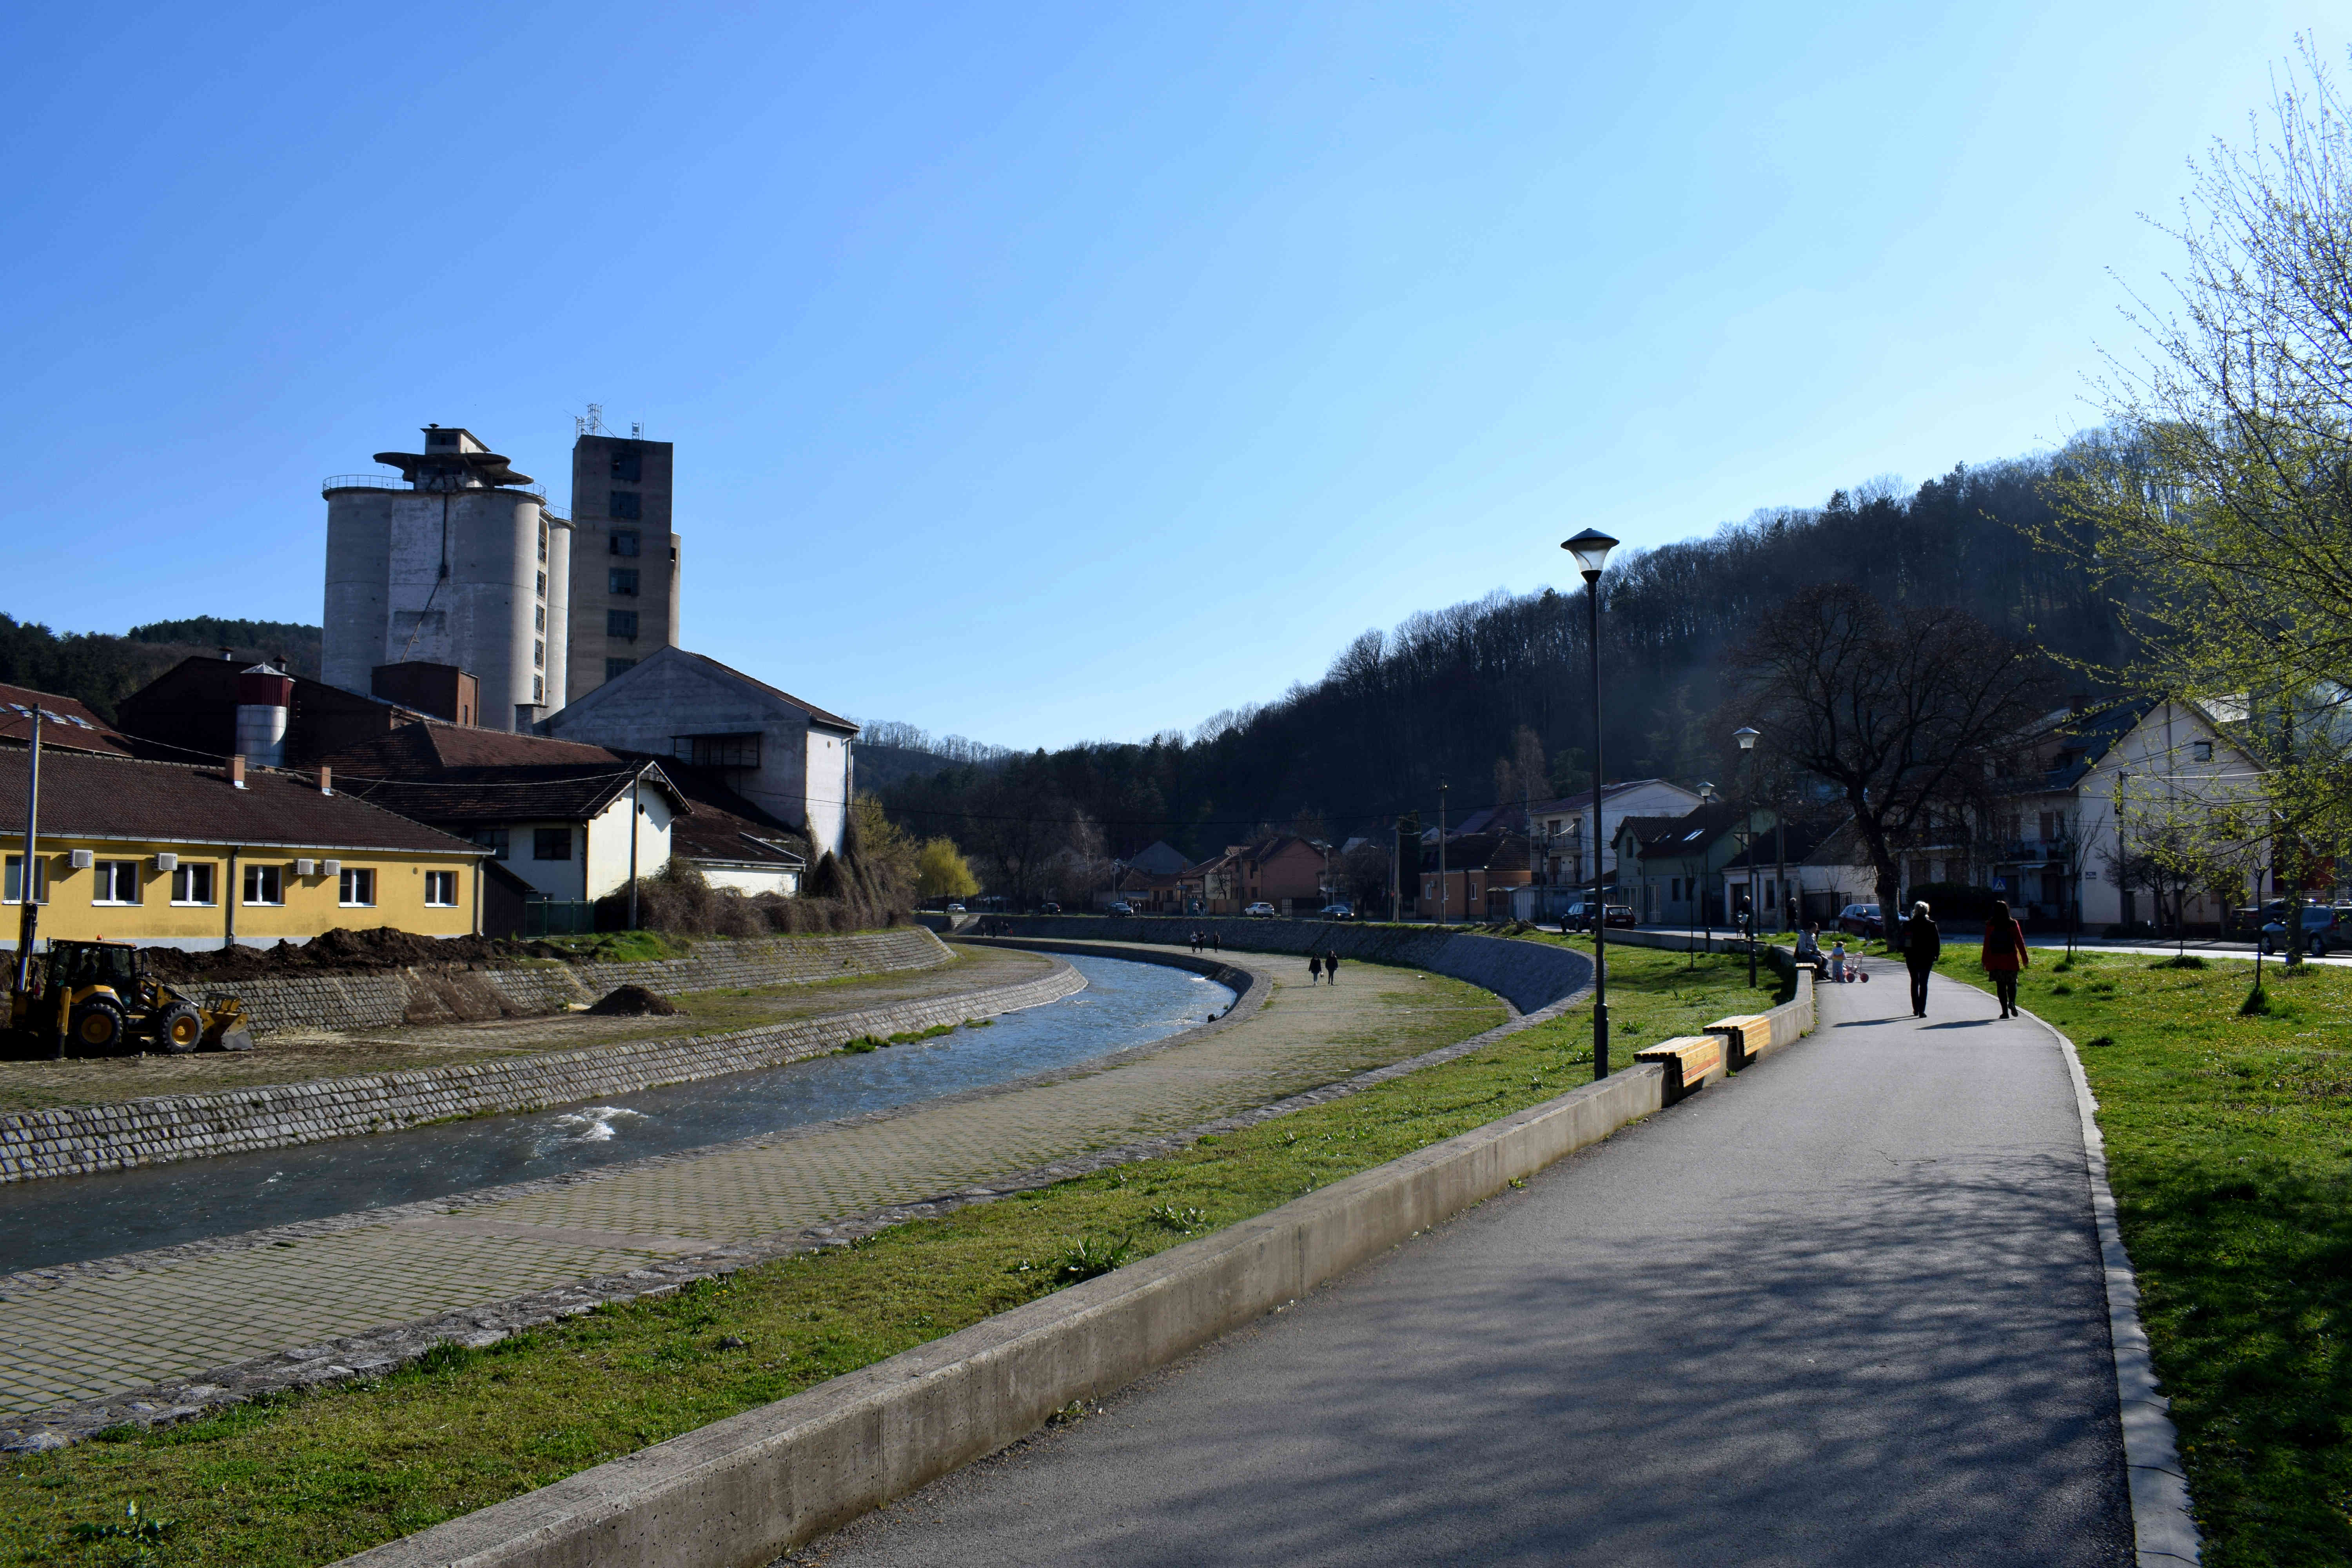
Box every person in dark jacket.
[1980,898,2029,1018]
[1904,900,1940,1018]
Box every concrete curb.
[2031,1005,2203,1566]
[335,1062,1673,1568]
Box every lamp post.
[1735,726,1760,988]
[1563,527,1617,1078]
[1437,781,1449,926]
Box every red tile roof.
[0,750,484,855]
[0,683,133,757]
[319,723,688,827]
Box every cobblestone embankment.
[188,927,952,1034]
[0,956,1080,1186]
[962,917,1588,1015]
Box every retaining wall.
[191,928,952,1034]
[0,960,1080,1186]
[963,917,1589,1016]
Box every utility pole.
[1437,782,1449,926]
[14,707,41,1002]
[627,764,644,931]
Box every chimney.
[229,755,247,789]
[318,766,333,796]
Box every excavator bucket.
[202,996,255,1053]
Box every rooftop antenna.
[631,420,642,439]
[575,403,607,437]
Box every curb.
[2030,1005,2203,1566]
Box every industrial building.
[565,429,681,702]
[323,426,571,733]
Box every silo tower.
[323,426,572,732]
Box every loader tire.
[157,1002,205,1054]
[70,998,129,1055]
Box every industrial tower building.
[323,427,570,733]
[565,430,681,702]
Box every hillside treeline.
[0,614,323,722]
[882,454,2123,877]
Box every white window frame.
[92,859,142,906]
[423,869,458,907]
[339,867,377,907]
[171,863,217,906]
[243,863,285,906]
[3,855,47,906]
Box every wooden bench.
[1635,1034,1724,1101]
[1707,1013,1775,1071]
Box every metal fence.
[521,900,596,937]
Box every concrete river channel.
[0,953,1232,1273]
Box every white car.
[1243,902,1277,918]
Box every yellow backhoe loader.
[5,939,253,1057]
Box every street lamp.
[1735,726,1760,988]
[1563,527,1617,1077]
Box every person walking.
[1323,950,1339,984]
[1981,898,2029,1018]
[1210,931,1220,954]
[1308,955,1323,985]
[1904,900,1940,1018]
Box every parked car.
[1038,902,1062,915]
[1559,902,1635,932]
[2261,904,2341,956]
[1837,903,1884,939]
[1243,902,1277,918]
[1107,902,1135,918]
[1318,903,1355,920]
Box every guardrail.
[321,475,550,503]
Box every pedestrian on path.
[1211,932,1221,953]
[1981,899,2029,1017]
[1904,901,1940,1018]
[1309,955,1324,984]
[1324,950,1339,983]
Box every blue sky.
[0,2,2322,748]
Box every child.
[1829,940,1850,983]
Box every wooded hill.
[880,452,2128,871]
[0,615,323,723]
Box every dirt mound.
[138,927,571,984]
[586,984,675,1016]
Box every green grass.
[533,929,691,964]
[1933,949,2352,1567]
[0,946,1775,1568]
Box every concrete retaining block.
[338,1061,1670,1568]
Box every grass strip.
[1929,948,2352,1568]
[0,946,1773,1567]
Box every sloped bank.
[0,958,1082,1185]
[189,928,953,1035]
[961,916,1589,1015]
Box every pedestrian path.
[0,950,1501,1422]
[804,955,2136,1568]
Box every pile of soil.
[139,927,572,984]
[586,984,675,1016]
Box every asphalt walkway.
[800,956,2134,1568]
[0,950,1499,1423]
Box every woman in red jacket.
[1980,898,2029,1018]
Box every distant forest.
[879,452,2129,873]
[0,615,323,722]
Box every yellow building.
[1,748,487,952]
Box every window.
[427,429,459,448]
[534,639,545,669]
[538,521,548,563]
[470,827,510,859]
[609,491,642,520]
[535,604,545,632]
[534,828,573,861]
[92,860,141,904]
[676,733,760,768]
[339,867,376,907]
[605,657,637,680]
[243,863,283,905]
[532,675,544,702]
[4,855,47,905]
[608,610,639,639]
[610,568,639,596]
[2192,740,2214,762]
[611,451,641,483]
[610,530,641,557]
[171,863,216,905]
[536,571,547,599]
[425,870,459,907]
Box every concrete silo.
[323,426,573,732]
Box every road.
[797,956,2133,1568]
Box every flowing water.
[0,954,1232,1272]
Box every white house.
[1530,779,1707,889]
[541,647,860,859]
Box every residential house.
[1126,840,1191,877]
[539,647,858,858]
[1418,833,1534,923]
[1525,780,1708,913]
[0,749,486,951]
[1615,804,1762,927]
[0,684,135,757]
[1188,835,1332,915]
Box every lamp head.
[1734,726,1760,752]
[1561,528,1619,581]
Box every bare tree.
[1733,584,2057,928]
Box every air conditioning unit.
[295,858,317,877]
[154,853,178,872]
[322,859,342,877]
[69,849,94,870]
